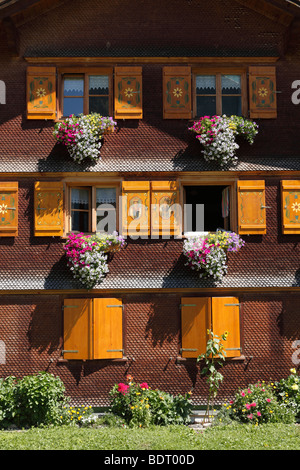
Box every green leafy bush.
[109,375,192,427]
[0,372,71,428]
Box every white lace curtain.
[71,188,116,205]
[196,74,241,91]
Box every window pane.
[89,75,109,95]
[63,97,84,116]
[64,77,84,96]
[221,75,241,95]
[71,188,90,210]
[196,75,216,94]
[196,96,216,117]
[96,188,116,233]
[89,96,109,115]
[71,211,89,232]
[222,96,242,116]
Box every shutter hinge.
[107,304,123,308]
[180,304,197,308]
[180,348,197,354]
[224,303,241,306]
[107,349,124,353]
[226,348,242,351]
[261,205,271,209]
[62,305,78,309]
[62,350,79,354]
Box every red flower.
[117,383,129,394]
[140,382,149,389]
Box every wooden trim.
[25,57,280,65]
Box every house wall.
[0,292,299,406]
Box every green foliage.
[109,375,192,428]
[273,369,300,421]
[197,329,228,422]
[216,380,295,426]
[0,372,70,429]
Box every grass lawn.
[0,423,299,450]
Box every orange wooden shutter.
[0,182,18,237]
[121,181,150,236]
[211,297,241,358]
[114,67,142,119]
[237,180,266,235]
[34,181,63,236]
[248,66,277,119]
[151,181,181,236]
[63,299,92,360]
[281,180,300,234]
[163,66,192,119]
[181,297,210,358]
[93,298,123,359]
[27,66,56,120]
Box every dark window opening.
[184,185,230,232]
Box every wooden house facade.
[0,0,300,406]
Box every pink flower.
[257,411,261,417]
[241,391,245,397]
[251,402,257,407]
[245,404,251,410]
[117,383,129,395]
[247,389,251,394]
[266,398,271,403]
[247,414,253,420]
[140,382,149,389]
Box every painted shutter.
[0,182,18,237]
[248,66,277,119]
[151,181,181,236]
[63,299,92,360]
[163,66,192,119]
[237,180,266,235]
[114,67,142,119]
[211,297,241,358]
[121,181,150,236]
[181,297,210,358]
[27,66,56,120]
[281,180,300,234]
[34,181,63,236]
[93,298,123,359]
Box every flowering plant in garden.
[53,113,116,163]
[63,231,125,288]
[218,380,295,425]
[183,231,245,281]
[109,375,192,427]
[189,115,258,167]
[274,368,300,420]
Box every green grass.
[0,423,299,450]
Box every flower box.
[189,115,258,167]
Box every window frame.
[57,67,113,119]
[192,67,248,118]
[179,178,237,237]
[64,181,121,236]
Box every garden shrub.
[216,380,295,426]
[14,372,70,428]
[0,372,71,428]
[109,376,192,427]
[273,369,300,421]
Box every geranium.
[53,113,116,163]
[182,230,245,281]
[189,114,258,167]
[63,231,125,288]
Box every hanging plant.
[183,231,245,281]
[53,113,117,163]
[63,231,126,288]
[189,115,258,167]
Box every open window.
[183,184,232,235]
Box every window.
[194,71,245,117]
[69,185,118,234]
[61,69,112,118]
[180,297,241,359]
[63,298,123,360]
[183,184,232,234]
